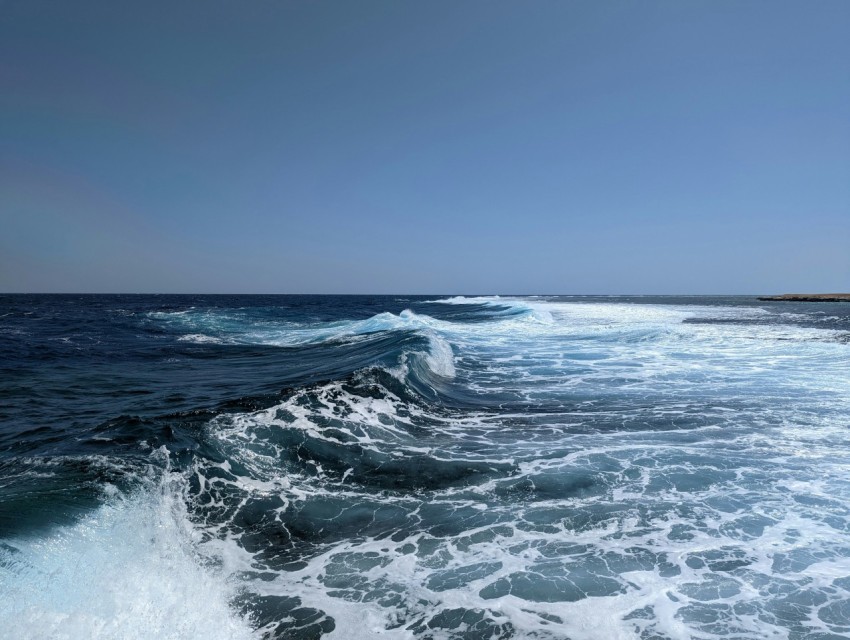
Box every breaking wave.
[3,294,850,638]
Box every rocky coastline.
[758,294,850,302]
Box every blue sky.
[1,1,848,293]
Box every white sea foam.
[80,298,850,638]
[421,333,455,378]
[0,461,255,640]
[177,333,226,344]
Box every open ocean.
[1,294,849,640]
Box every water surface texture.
[2,295,849,639]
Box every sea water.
[1,294,849,639]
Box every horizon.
[2,4,849,633]
[0,291,817,297]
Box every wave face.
[2,294,850,639]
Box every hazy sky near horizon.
[1,1,848,294]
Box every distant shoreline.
[758,294,850,302]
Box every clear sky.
[1,1,848,294]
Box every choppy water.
[2,294,850,639]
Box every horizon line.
[0,292,807,297]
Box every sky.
[1,1,848,294]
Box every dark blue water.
[2,294,849,639]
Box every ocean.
[1,294,849,639]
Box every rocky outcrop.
[758,294,850,302]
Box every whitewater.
[1,294,849,639]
